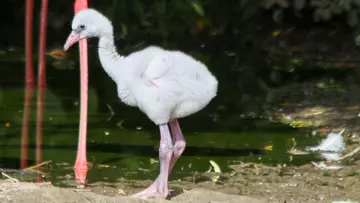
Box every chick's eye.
[79,24,85,30]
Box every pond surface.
[0,86,320,188]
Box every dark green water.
[0,86,319,188]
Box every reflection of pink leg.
[21,87,33,169]
[132,123,174,199]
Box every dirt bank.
[0,180,263,203]
[1,160,360,203]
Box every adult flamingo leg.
[132,120,186,199]
[73,0,89,186]
[73,39,89,185]
[21,0,34,169]
[35,0,48,183]
[25,0,34,86]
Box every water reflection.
[20,86,33,169]
[1,105,314,188]
[35,87,45,182]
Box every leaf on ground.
[209,160,221,183]
[209,160,221,173]
[150,158,159,164]
[264,145,273,151]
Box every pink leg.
[73,0,89,187]
[168,119,186,170]
[132,123,174,199]
[35,0,48,183]
[73,39,89,186]
[132,120,186,199]
[21,0,35,170]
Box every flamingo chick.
[63,8,218,199]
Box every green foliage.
[89,0,264,43]
[263,0,360,27]
[96,0,360,36]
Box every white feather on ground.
[309,130,345,161]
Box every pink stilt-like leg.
[35,0,48,183]
[73,39,89,186]
[132,119,186,199]
[25,0,34,86]
[73,0,89,186]
[21,0,35,169]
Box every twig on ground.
[0,168,44,175]
[1,172,19,183]
[336,146,360,161]
[24,160,52,170]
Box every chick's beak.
[63,31,81,51]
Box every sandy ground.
[1,160,359,203]
[0,181,263,203]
